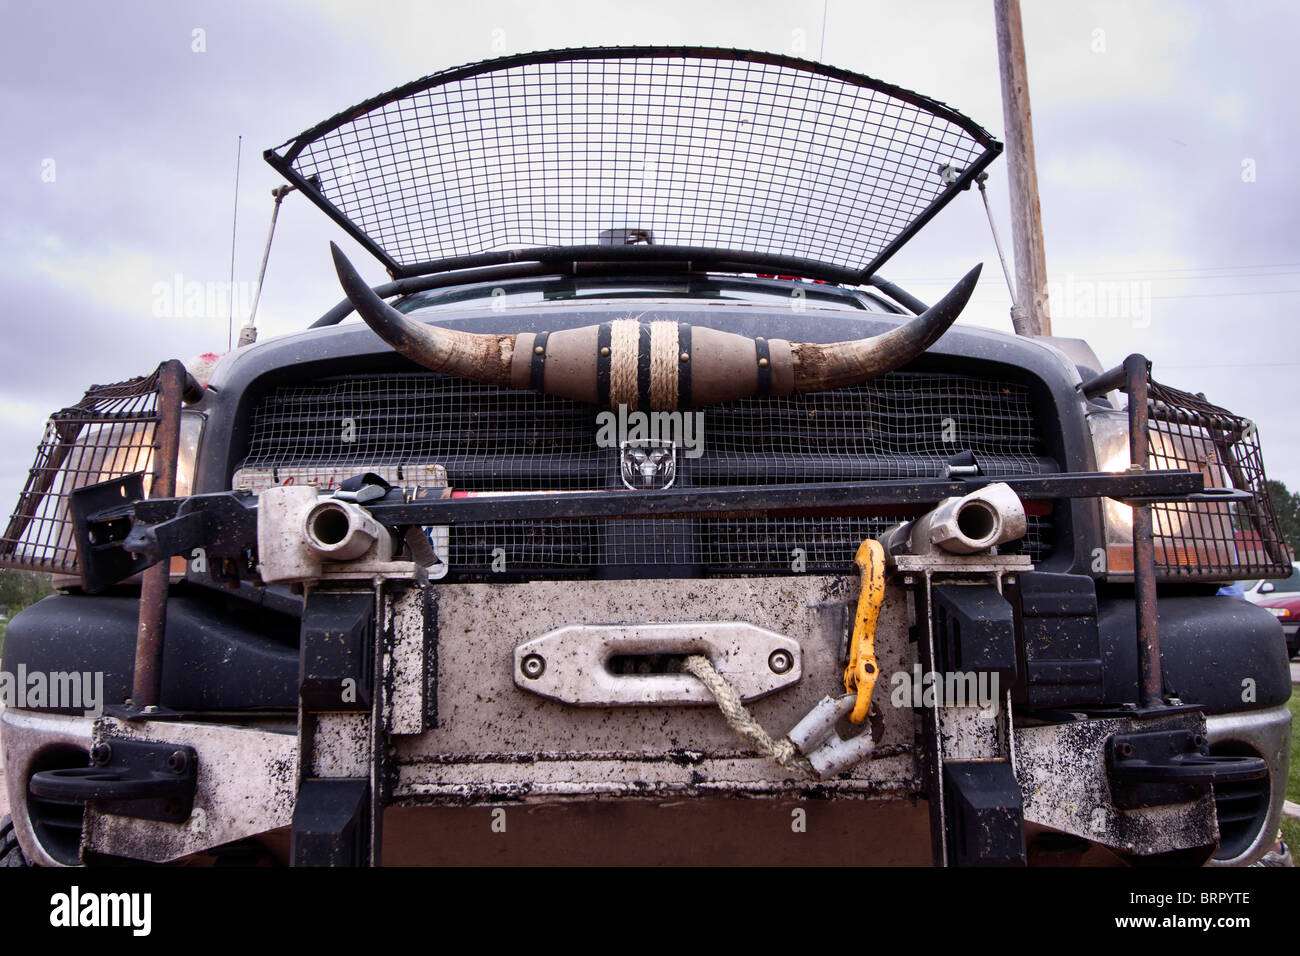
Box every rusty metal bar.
[1124,353,1164,707]
[130,360,186,708]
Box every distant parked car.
[1242,562,1300,604]
[1256,595,1300,659]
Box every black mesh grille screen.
[239,370,1056,575]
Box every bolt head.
[768,649,794,674]
[90,744,112,766]
[521,654,546,679]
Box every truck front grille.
[240,370,1058,575]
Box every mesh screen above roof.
[267,47,1001,280]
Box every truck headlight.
[95,409,203,497]
[1088,409,1136,576]
[173,410,203,497]
[1088,407,1238,578]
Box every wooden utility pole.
[994,0,1052,337]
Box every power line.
[894,269,1300,284]
[886,280,1300,304]
[1075,270,1300,282]
[1150,288,1300,300]
[1160,362,1300,370]
[1048,262,1300,279]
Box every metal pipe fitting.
[882,481,1027,556]
[926,482,1027,553]
[303,499,389,561]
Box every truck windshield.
[397,276,888,314]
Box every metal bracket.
[514,622,801,706]
[68,473,150,593]
[787,694,874,777]
[28,739,198,824]
[1106,727,1268,810]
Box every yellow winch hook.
[844,538,886,724]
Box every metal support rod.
[131,360,185,708]
[1079,363,1129,399]
[977,176,1017,307]
[239,185,295,347]
[1124,353,1164,707]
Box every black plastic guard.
[1106,727,1267,810]
[28,739,197,824]
[943,760,1026,866]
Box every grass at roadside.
[1281,692,1300,853]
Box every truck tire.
[0,815,32,867]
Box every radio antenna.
[226,135,242,351]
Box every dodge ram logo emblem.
[620,441,677,490]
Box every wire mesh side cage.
[0,368,168,579]
[1145,376,1292,580]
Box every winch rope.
[682,654,813,775]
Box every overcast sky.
[1,0,1297,504]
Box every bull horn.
[789,263,981,392]
[331,242,516,385]
[333,242,980,409]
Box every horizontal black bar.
[364,472,1204,525]
[118,470,1202,571]
[391,245,867,285]
[308,261,928,329]
[865,275,928,314]
[309,262,560,328]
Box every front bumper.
[1205,704,1294,866]
[2,573,1290,866]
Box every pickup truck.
[0,47,1292,867]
